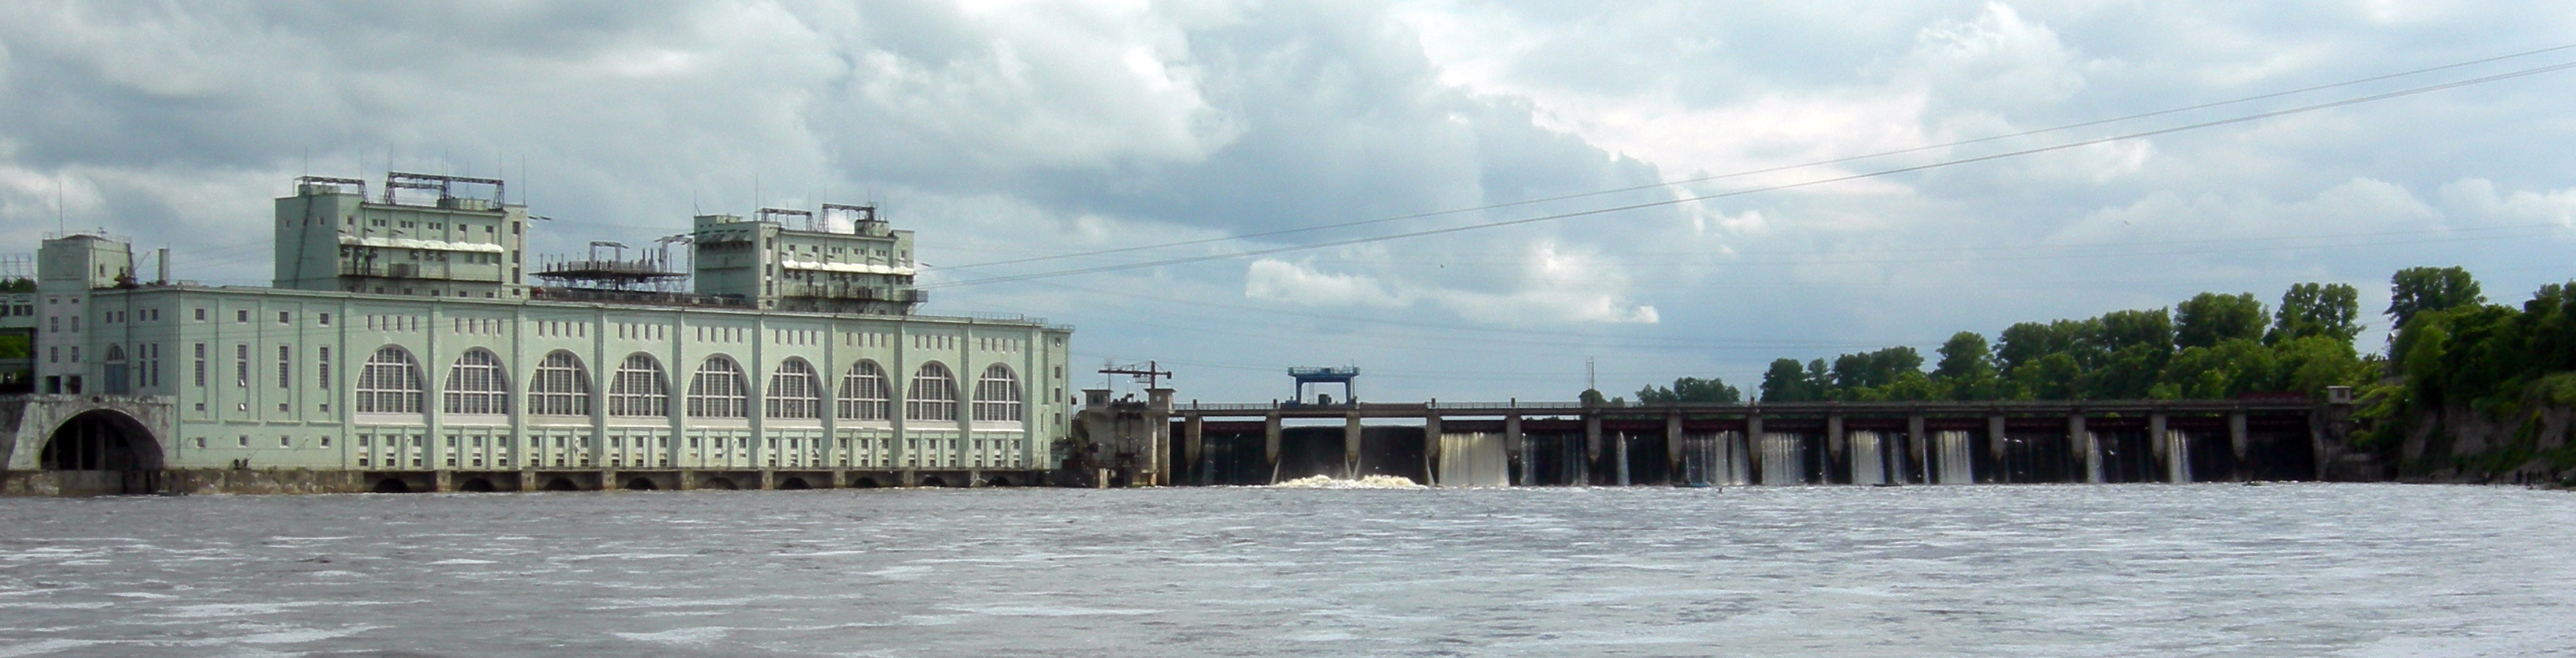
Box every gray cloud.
[5,1,2575,401]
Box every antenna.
[1586,356,1597,393]
[57,178,66,234]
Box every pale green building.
[2,174,1073,495]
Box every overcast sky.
[5,2,2574,402]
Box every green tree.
[2387,266,2484,331]
[2154,338,2275,399]
[1636,376,1742,404]
[2096,308,2176,356]
[2269,282,2362,346]
[0,278,33,293]
[2175,292,2266,349]
[1830,346,1923,391]
[1758,359,1814,402]
[1997,319,2095,372]
[1933,331,1992,380]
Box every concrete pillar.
[1422,412,1443,487]
[1907,414,1927,484]
[1506,413,1526,486]
[1665,412,1684,486]
[2228,411,2249,481]
[2151,412,2185,484]
[1344,413,1362,480]
[760,469,776,490]
[1986,415,2009,484]
[2072,413,2099,484]
[432,469,452,492]
[1582,413,1603,485]
[1183,415,1204,486]
[1744,413,1765,486]
[676,469,695,491]
[1263,413,1282,484]
[1613,428,1631,487]
[1825,414,1847,485]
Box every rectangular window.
[194,308,206,321]
[277,345,291,389]
[193,343,207,387]
[235,344,249,387]
[278,311,290,324]
[237,309,249,323]
[317,346,331,389]
[318,312,331,326]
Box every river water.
[2,484,2571,657]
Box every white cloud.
[6,1,2576,400]
[2439,178,2576,226]
[1243,259,1408,308]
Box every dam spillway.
[1169,398,2347,487]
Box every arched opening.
[704,477,739,490]
[850,477,882,488]
[39,409,163,495]
[623,477,657,491]
[543,477,580,492]
[919,475,949,488]
[777,477,811,490]
[459,477,496,492]
[41,410,161,471]
[984,475,1012,488]
[371,478,412,493]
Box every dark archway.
[372,478,412,493]
[543,477,580,492]
[40,409,164,495]
[984,475,1012,487]
[704,477,739,490]
[42,409,162,471]
[919,475,949,488]
[777,477,811,490]
[850,477,882,488]
[623,477,657,491]
[459,477,497,492]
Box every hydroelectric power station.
[2,173,1073,495]
[1,174,2368,495]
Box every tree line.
[1610,267,2548,409]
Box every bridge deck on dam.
[1170,398,2348,488]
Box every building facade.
[1,174,1073,495]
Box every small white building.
[1,174,1073,495]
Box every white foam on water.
[1269,475,1425,489]
[942,604,1166,617]
[611,626,730,645]
[226,626,376,645]
[425,559,495,565]
[0,639,113,657]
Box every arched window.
[907,362,957,421]
[356,346,424,414]
[837,361,890,421]
[689,355,749,418]
[444,350,509,414]
[530,350,591,416]
[766,358,822,419]
[608,353,668,417]
[972,364,1023,423]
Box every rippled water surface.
[2,484,2573,657]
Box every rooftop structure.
[3,174,1072,495]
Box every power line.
[926,43,2576,273]
[922,58,2576,290]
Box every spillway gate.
[1166,398,2353,487]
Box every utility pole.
[1101,361,1174,390]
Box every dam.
[1100,390,2359,487]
